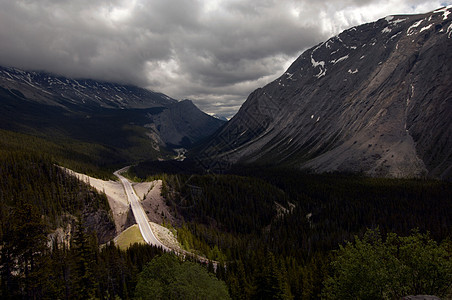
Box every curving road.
[114,168,170,251]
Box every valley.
[1,147,450,298]
[0,4,451,300]
[0,67,225,176]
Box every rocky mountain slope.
[198,6,452,179]
[0,65,176,109]
[0,66,225,158]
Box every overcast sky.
[0,0,451,117]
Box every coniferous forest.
[1,128,452,299]
[130,162,452,299]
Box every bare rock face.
[200,7,452,179]
[83,209,116,244]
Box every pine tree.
[71,219,98,299]
[0,201,49,299]
[0,205,18,299]
[253,252,292,300]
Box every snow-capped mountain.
[0,66,225,157]
[0,65,177,109]
[197,6,452,179]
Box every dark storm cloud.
[0,0,174,86]
[0,0,450,118]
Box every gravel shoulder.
[150,222,183,252]
[137,180,180,225]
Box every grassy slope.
[115,225,146,250]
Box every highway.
[114,168,170,251]
[114,167,218,268]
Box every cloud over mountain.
[0,0,450,117]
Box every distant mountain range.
[0,66,225,162]
[197,6,452,179]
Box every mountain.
[0,65,176,109]
[146,99,228,147]
[0,66,225,164]
[197,7,452,179]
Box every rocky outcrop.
[198,7,452,179]
[83,209,116,244]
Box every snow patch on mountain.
[407,20,424,36]
[420,24,433,33]
[331,55,349,65]
[433,6,452,20]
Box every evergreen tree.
[72,219,98,299]
[135,253,230,299]
[0,201,50,299]
[253,252,292,300]
[323,229,452,299]
[0,205,19,299]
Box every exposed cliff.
[198,7,452,179]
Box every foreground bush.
[323,229,452,299]
[135,254,230,299]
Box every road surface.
[114,168,170,251]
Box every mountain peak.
[197,7,452,179]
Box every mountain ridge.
[196,7,452,179]
[0,65,178,109]
[0,65,225,165]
